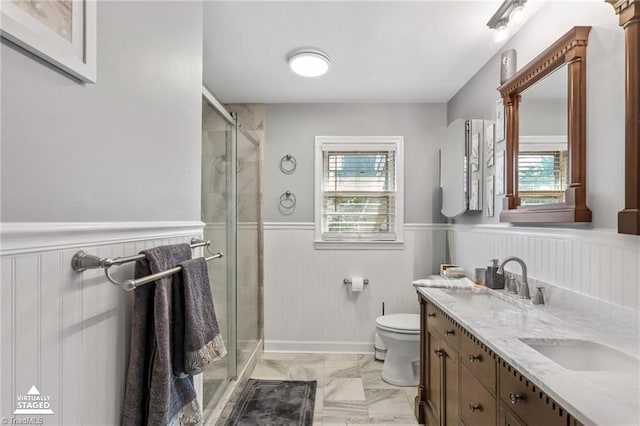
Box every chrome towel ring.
[279,154,297,174]
[279,191,296,209]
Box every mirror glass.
[440,119,468,217]
[518,64,568,206]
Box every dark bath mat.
[225,379,316,426]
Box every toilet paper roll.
[351,277,364,292]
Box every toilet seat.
[375,313,420,334]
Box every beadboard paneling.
[0,223,205,424]
[263,223,447,352]
[448,225,640,311]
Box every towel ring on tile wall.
[279,154,297,174]
[279,191,296,209]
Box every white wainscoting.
[263,223,447,353]
[448,225,640,311]
[0,221,204,425]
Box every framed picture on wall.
[486,176,495,217]
[470,179,480,210]
[485,124,495,167]
[495,99,505,142]
[496,151,505,195]
[471,132,480,172]
[0,0,97,83]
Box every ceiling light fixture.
[287,48,331,77]
[486,0,528,43]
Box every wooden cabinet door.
[442,339,459,426]
[499,401,527,426]
[426,325,443,426]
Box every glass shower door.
[201,99,235,413]
[236,128,261,372]
[201,96,262,419]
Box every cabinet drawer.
[499,362,569,426]
[460,363,497,426]
[460,331,496,394]
[426,301,459,352]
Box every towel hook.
[279,154,297,174]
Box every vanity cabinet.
[417,295,583,426]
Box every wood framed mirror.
[498,26,592,223]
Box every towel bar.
[71,238,223,291]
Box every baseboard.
[264,340,374,354]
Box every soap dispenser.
[486,259,505,289]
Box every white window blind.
[315,137,404,245]
[518,150,568,205]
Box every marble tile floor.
[215,353,419,425]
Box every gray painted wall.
[1,1,203,222]
[264,103,447,223]
[446,1,624,229]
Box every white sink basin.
[520,338,639,372]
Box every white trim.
[404,223,451,231]
[264,222,449,232]
[449,224,640,250]
[313,241,405,250]
[0,221,205,255]
[265,340,374,354]
[314,136,405,244]
[264,222,315,231]
[520,135,567,152]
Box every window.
[518,150,568,205]
[315,136,404,247]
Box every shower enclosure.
[201,90,262,418]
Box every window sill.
[313,240,405,250]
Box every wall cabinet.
[416,295,584,426]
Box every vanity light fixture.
[487,0,527,42]
[287,48,331,77]
[509,1,526,24]
[494,19,509,42]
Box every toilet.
[375,313,420,386]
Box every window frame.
[314,136,404,249]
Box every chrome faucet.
[498,257,530,299]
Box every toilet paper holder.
[343,278,369,285]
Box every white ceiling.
[203,1,542,104]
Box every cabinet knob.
[434,349,445,357]
[469,403,482,412]
[444,329,455,336]
[427,313,436,317]
[468,354,481,363]
[509,392,523,404]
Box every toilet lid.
[376,314,420,334]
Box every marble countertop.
[416,286,640,426]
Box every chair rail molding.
[0,221,206,256]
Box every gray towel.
[174,257,227,376]
[123,244,202,426]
